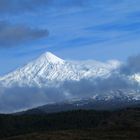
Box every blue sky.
[0,0,140,75]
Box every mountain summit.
[0,52,119,88]
[39,52,64,64]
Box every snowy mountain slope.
[0,52,120,88]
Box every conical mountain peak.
[39,52,64,64]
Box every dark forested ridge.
[0,107,140,140]
[17,98,140,115]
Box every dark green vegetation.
[0,108,140,140]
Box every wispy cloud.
[0,21,49,47]
[85,22,140,32]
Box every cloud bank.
[0,74,139,113]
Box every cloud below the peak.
[120,54,140,75]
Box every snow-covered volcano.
[0,52,120,88]
[0,52,139,113]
